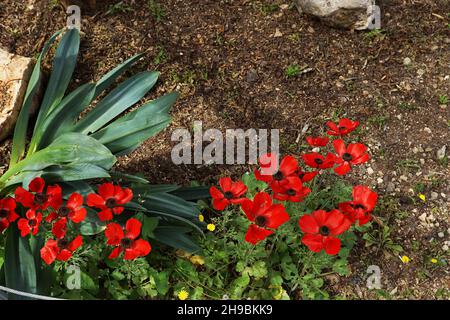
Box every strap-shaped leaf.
[94,53,144,98]
[170,186,211,201]
[10,29,63,165]
[30,28,80,155]
[142,193,199,219]
[153,226,200,253]
[74,71,159,134]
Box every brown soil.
[0,0,449,299]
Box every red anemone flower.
[241,192,290,245]
[87,183,133,221]
[14,177,62,211]
[299,209,351,255]
[40,235,83,265]
[255,154,298,191]
[46,192,86,224]
[339,185,378,225]
[333,139,370,175]
[273,176,311,202]
[326,118,359,136]
[296,167,318,183]
[105,218,151,260]
[302,152,336,170]
[52,218,67,239]
[17,209,42,237]
[209,177,247,210]
[306,136,329,147]
[0,198,19,233]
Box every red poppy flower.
[52,218,67,239]
[306,136,329,147]
[332,139,370,175]
[87,183,133,221]
[14,177,62,211]
[46,192,86,224]
[299,209,351,255]
[209,177,247,210]
[241,192,290,245]
[302,152,336,170]
[273,176,311,202]
[255,154,298,191]
[296,167,318,183]
[40,235,83,265]
[105,218,151,260]
[0,198,19,233]
[326,118,359,136]
[339,185,378,225]
[17,209,42,237]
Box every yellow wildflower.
[198,214,205,222]
[189,255,205,266]
[178,290,189,300]
[400,255,410,263]
[418,194,426,202]
[430,258,438,264]
[207,223,216,232]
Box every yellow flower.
[189,255,205,266]
[400,255,410,263]
[430,258,438,264]
[198,214,205,222]
[178,290,189,300]
[418,194,426,202]
[207,223,216,232]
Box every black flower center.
[224,191,234,200]
[121,238,133,249]
[35,193,47,205]
[273,171,283,181]
[0,209,8,218]
[314,158,323,165]
[339,126,346,131]
[342,153,353,161]
[255,215,267,228]
[28,219,38,227]
[58,206,71,217]
[286,189,296,196]
[57,239,69,248]
[319,226,330,236]
[106,198,118,208]
[352,203,366,210]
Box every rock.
[430,192,439,201]
[403,57,412,66]
[367,167,374,175]
[386,182,395,193]
[418,212,427,222]
[423,127,432,134]
[438,232,445,238]
[377,177,383,184]
[443,245,449,251]
[274,28,283,37]
[437,145,446,160]
[0,48,36,141]
[295,0,376,30]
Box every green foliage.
[106,1,133,15]
[285,64,300,78]
[148,0,166,22]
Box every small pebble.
[438,232,445,238]
[403,57,412,65]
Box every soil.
[0,0,449,299]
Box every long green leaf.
[9,30,63,165]
[31,28,80,147]
[142,193,199,219]
[153,226,200,253]
[73,71,159,134]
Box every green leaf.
[153,226,200,253]
[4,227,38,299]
[170,186,211,201]
[142,193,199,219]
[74,71,159,134]
[80,209,106,236]
[10,29,63,165]
[30,28,80,155]
[140,215,159,239]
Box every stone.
[0,48,35,141]
[437,145,446,160]
[430,192,439,201]
[295,0,376,30]
[403,57,412,66]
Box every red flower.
[332,139,369,175]
[105,218,151,260]
[255,154,298,191]
[273,176,311,202]
[209,177,247,210]
[87,183,133,221]
[326,118,359,136]
[0,198,19,233]
[52,218,67,239]
[299,209,351,255]
[17,209,42,237]
[302,152,336,170]
[46,192,86,224]
[306,136,329,147]
[40,235,83,265]
[296,167,318,183]
[339,185,378,225]
[241,192,290,245]
[14,177,62,211]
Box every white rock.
[403,57,412,66]
[367,167,374,175]
[295,0,376,29]
[423,127,432,134]
[0,48,35,141]
[418,212,427,222]
[437,145,446,160]
[438,232,445,238]
[430,192,439,200]
[377,177,383,184]
[443,245,449,251]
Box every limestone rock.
[295,0,376,30]
[0,48,35,141]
